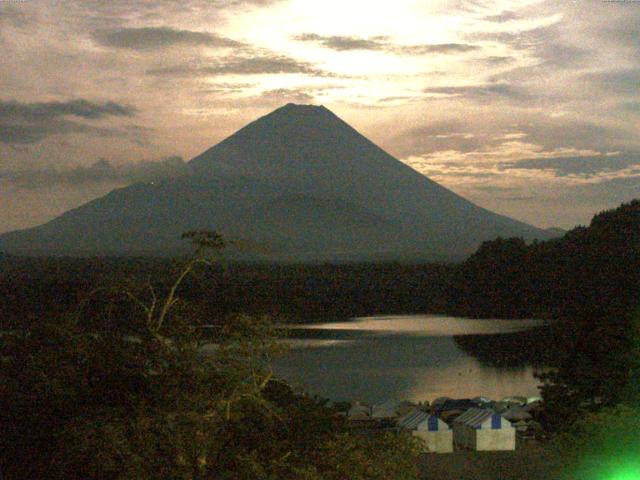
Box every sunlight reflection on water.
[274,315,546,403]
[286,314,545,336]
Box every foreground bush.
[0,236,423,479]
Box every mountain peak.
[280,102,328,111]
[270,103,333,119]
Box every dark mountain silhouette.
[0,104,557,260]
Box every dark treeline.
[452,199,640,428]
[0,258,453,329]
[453,326,557,368]
[449,199,640,321]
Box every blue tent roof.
[398,410,451,431]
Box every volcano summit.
[0,104,556,260]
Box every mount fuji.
[0,104,556,261]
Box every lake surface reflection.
[273,315,545,404]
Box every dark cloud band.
[147,55,332,77]
[293,33,479,55]
[93,26,244,50]
[0,99,135,122]
[0,99,136,144]
[1,156,188,188]
[503,153,640,177]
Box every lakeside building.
[397,410,454,453]
[453,408,516,451]
[345,394,541,450]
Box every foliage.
[550,404,640,479]
[312,432,423,480]
[448,237,533,318]
[0,232,423,479]
[0,259,453,329]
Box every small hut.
[397,400,419,417]
[502,405,532,423]
[371,400,400,419]
[453,408,516,451]
[398,410,453,453]
[347,404,371,421]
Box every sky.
[0,0,638,233]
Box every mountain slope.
[0,104,555,260]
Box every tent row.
[397,408,516,452]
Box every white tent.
[397,410,453,453]
[453,408,515,451]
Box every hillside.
[450,198,640,319]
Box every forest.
[0,258,453,329]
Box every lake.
[273,315,546,404]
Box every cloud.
[396,43,479,55]
[197,82,255,95]
[0,4,35,28]
[516,120,634,153]
[293,33,479,55]
[391,121,485,157]
[583,69,640,96]
[184,87,320,114]
[503,153,640,177]
[481,10,519,23]
[596,9,640,59]
[256,88,315,105]
[73,0,285,20]
[470,23,588,69]
[0,99,135,122]
[0,121,120,145]
[294,33,387,51]
[93,26,244,50]
[571,175,640,204]
[622,101,640,113]
[147,54,333,77]
[1,156,188,188]
[423,83,532,101]
[0,99,136,144]
[481,55,514,65]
